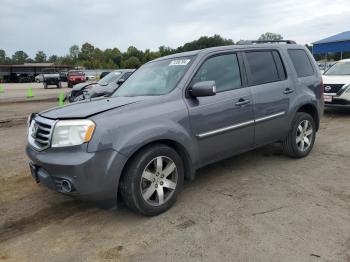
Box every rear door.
[185,52,254,165]
[243,50,295,146]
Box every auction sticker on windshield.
[169,59,190,66]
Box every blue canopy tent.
[312,31,350,60]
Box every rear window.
[287,49,314,77]
[245,51,280,85]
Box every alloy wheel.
[296,120,313,152]
[140,156,178,206]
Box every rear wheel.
[283,112,316,158]
[120,144,184,216]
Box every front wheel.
[283,112,316,158]
[120,144,184,216]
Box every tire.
[120,144,184,216]
[43,83,48,89]
[283,112,316,158]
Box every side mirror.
[117,78,125,85]
[189,81,216,97]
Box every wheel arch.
[295,103,320,131]
[119,139,196,189]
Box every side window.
[245,51,280,85]
[287,49,314,77]
[191,54,241,92]
[272,51,287,80]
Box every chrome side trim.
[255,111,285,123]
[196,111,286,139]
[196,120,254,139]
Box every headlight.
[52,119,95,147]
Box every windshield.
[69,71,84,76]
[324,62,350,75]
[113,57,193,97]
[98,71,122,85]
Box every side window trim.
[243,49,287,87]
[185,51,246,95]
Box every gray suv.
[26,41,324,215]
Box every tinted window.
[288,49,314,77]
[191,54,241,92]
[245,51,279,85]
[272,51,287,80]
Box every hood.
[90,83,119,95]
[322,75,350,85]
[72,82,97,91]
[39,96,146,119]
[43,73,59,77]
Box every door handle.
[283,88,294,94]
[235,98,250,106]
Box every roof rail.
[236,40,296,45]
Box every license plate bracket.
[324,95,333,103]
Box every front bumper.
[324,96,350,107]
[69,79,85,84]
[26,143,127,202]
[44,78,60,85]
[324,84,350,107]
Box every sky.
[1,0,350,58]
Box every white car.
[86,75,96,81]
[35,74,44,82]
[322,59,350,107]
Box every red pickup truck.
[67,70,86,88]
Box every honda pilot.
[26,41,324,216]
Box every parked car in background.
[59,71,68,82]
[26,41,323,215]
[42,69,61,88]
[35,74,44,83]
[18,73,34,83]
[86,74,96,81]
[68,69,135,102]
[100,71,111,79]
[67,70,86,88]
[322,59,350,107]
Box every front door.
[185,53,255,166]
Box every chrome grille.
[28,116,56,151]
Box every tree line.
[4,32,323,69]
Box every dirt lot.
[0,101,349,262]
[0,83,71,103]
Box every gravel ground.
[0,83,72,103]
[0,105,349,262]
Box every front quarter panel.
[88,90,198,166]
